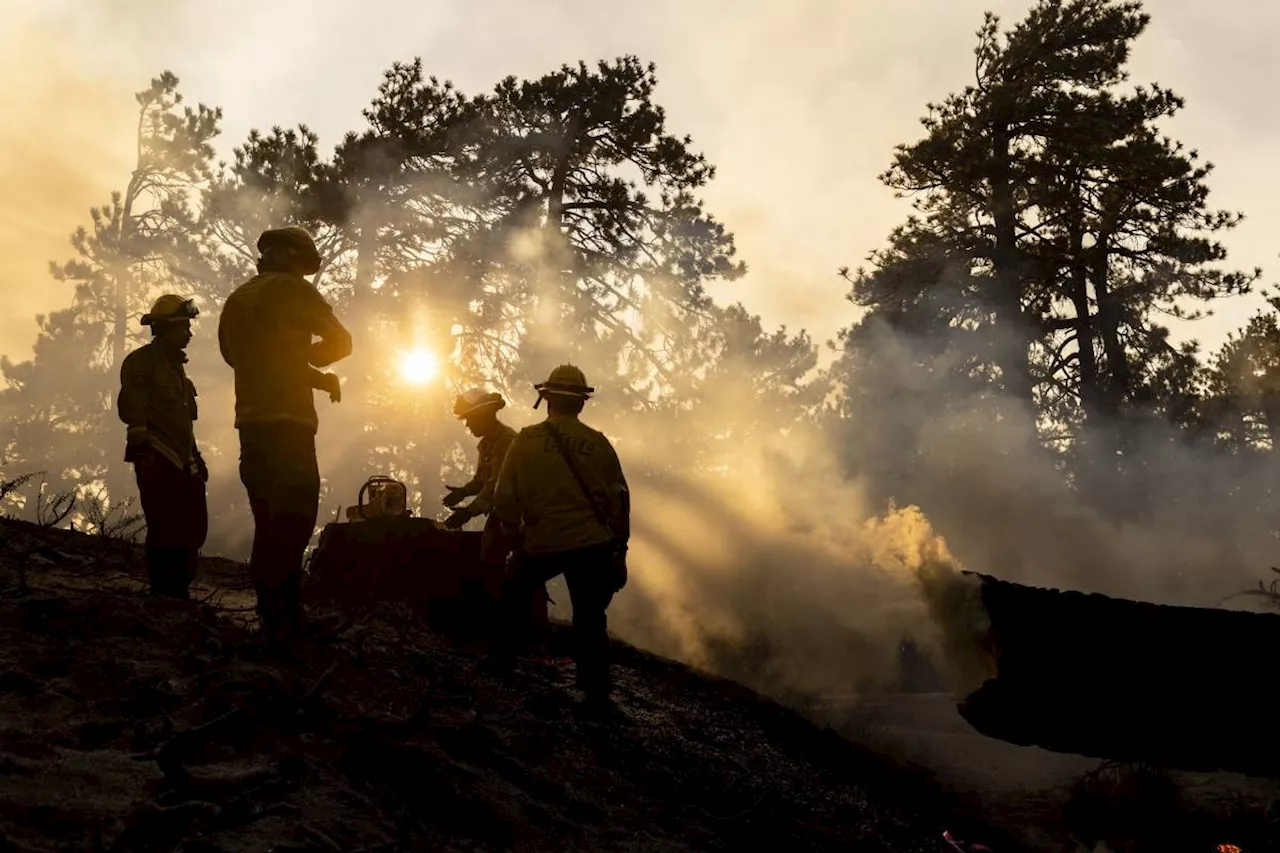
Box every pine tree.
[2,72,220,509]
[836,0,1255,494]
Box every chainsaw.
[345,476,411,522]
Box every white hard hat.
[453,388,505,418]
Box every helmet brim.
[534,382,594,398]
[140,298,199,326]
[454,400,504,418]
[140,314,198,327]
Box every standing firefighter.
[117,294,208,598]
[442,388,516,532]
[218,226,352,646]
[490,364,630,710]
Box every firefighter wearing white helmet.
[489,364,631,712]
[442,388,517,532]
[116,294,208,599]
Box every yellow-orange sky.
[2,0,1278,361]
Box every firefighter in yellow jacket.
[218,226,352,645]
[117,294,208,599]
[489,364,630,710]
[442,388,517,532]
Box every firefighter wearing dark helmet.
[490,364,631,711]
[218,225,352,647]
[116,294,209,598]
[442,388,517,531]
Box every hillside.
[0,517,1015,852]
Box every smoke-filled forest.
[3,0,1280,699]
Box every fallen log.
[958,571,1280,778]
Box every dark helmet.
[140,294,199,326]
[257,225,322,275]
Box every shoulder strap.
[544,421,614,537]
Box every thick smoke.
[6,168,1271,707]
[0,22,135,359]
[90,205,989,701]
[836,317,1274,610]
[3,4,1279,711]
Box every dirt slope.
[813,691,1280,852]
[0,518,1016,853]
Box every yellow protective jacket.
[217,271,352,434]
[460,423,517,516]
[117,342,200,472]
[492,414,630,556]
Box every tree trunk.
[989,124,1035,413]
[108,263,131,513]
[1262,396,1280,453]
[1091,237,1129,422]
[538,120,580,347]
[548,153,568,228]
[111,265,129,374]
[108,170,144,510]
[545,141,573,278]
[1067,208,1101,419]
[1066,205,1112,501]
[1090,236,1142,510]
[353,206,379,300]
[113,173,142,374]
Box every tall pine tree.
[836,0,1255,501]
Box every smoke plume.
[4,3,1280,710]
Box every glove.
[442,485,469,508]
[444,507,474,530]
[317,372,342,403]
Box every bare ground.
[0,518,1025,853]
[810,685,1280,850]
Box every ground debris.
[0,516,1012,852]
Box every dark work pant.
[238,423,320,602]
[497,542,617,697]
[133,455,208,597]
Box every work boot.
[180,548,199,597]
[145,547,167,595]
[147,547,190,599]
[278,575,310,638]
[255,584,285,646]
[164,548,192,600]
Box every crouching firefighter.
[445,388,549,624]
[442,388,517,533]
[218,226,352,646]
[117,295,209,598]
[488,364,630,710]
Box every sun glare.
[401,349,438,384]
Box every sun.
[400,349,438,384]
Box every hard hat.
[453,388,505,418]
[534,364,594,399]
[140,294,199,326]
[257,225,321,275]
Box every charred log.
[959,571,1280,778]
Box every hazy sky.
[2,0,1278,362]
